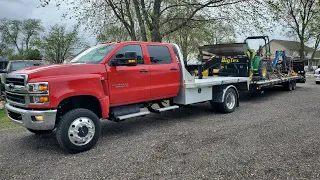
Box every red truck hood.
[10,63,106,80]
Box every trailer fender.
[212,85,239,107]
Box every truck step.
[116,111,150,121]
[155,105,179,112]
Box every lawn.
[0,109,16,130]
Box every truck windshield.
[70,44,115,64]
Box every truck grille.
[6,77,25,86]
[6,92,25,104]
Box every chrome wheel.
[226,92,236,110]
[68,117,95,146]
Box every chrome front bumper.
[5,103,57,130]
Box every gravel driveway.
[1,81,320,180]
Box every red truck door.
[146,44,180,98]
[107,44,150,105]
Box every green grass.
[0,109,16,130]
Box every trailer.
[196,36,303,93]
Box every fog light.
[35,115,43,121]
[39,96,49,103]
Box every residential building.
[262,39,320,70]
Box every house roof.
[270,39,314,52]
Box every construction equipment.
[244,36,272,80]
[197,36,273,80]
[271,50,292,74]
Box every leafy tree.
[26,49,42,60]
[268,0,320,70]
[0,18,43,57]
[38,24,82,64]
[164,19,236,62]
[42,0,273,42]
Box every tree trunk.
[133,0,147,41]
[310,34,320,71]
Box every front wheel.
[56,108,101,153]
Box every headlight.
[28,82,49,92]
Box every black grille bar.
[6,93,25,104]
[6,78,25,86]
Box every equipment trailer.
[196,36,303,92]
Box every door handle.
[170,67,178,71]
[140,69,148,73]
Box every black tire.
[209,101,220,112]
[27,128,53,135]
[211,88,237,113]
[291,80,296,90]
[316,81,320,84]
[283,81,293,91]
[56,108,101,153]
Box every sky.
[0,0,292,51]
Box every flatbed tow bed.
[250,75,302,91]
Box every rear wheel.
[291,80,296,90]
[283,81,293,91]
[211,88,237,113]
[27,128,53,135]
[56,108,101,153]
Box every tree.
[42,0,273,42]
[0,18,43,57]
[38,24,82,64]
[164,19,236,62]
[268,0,320,70]
[26,49,42,60]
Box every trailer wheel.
[214,88,237,113]
[56,108,101,153]
[27,129,53,135]
[283,81,293,91]
[291,80,296,90]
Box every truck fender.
[211,85,239,107]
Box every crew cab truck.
[4,41,250,153]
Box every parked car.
[0,60,46,94]
[314,65,320,84]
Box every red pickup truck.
[4,41,249,153]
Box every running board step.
[155,105,179,112]
[116,111,150,121]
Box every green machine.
[197,36,272,80]
[245,36,271,80]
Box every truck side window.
[113,45,144,64]
[147,45,172,64]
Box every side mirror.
[112,51,138,66]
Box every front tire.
[27,128,53,135]
[56,108,101,153]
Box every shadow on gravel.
[99,103,216,137]
[13,103,218,153]
[17,132,66,154]
[239,84,306,102]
